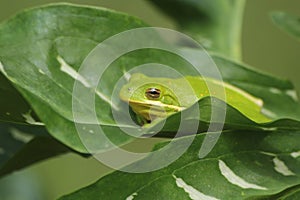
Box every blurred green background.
[0,0,299,199]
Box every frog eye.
[145,88,161,99]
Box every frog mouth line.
[128,100,184,112]
[128,100,185,121]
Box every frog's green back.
[119,73,271,124]
[184,76,270,123]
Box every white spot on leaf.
[38,69,46,75]
[269,88,281,94]
[57,56,119,111]
[269,88,298,101]
[10,128,34,143]
[286,90,298,101]
[126,192,137,200]
[95,90,119,111]
[57,56,91,88]
[291,151,300,158]
[273,157,295,176]
[219,160,267,190]
[173,175,219,200]
[260,151,277,156]
[89,130,94,134]
[22,112,44,125]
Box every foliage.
[0,2,299,200]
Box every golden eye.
[145,88,161,99]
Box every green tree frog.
[119,73,270,124]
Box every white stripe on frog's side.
[142,100,184,111]
[208,78,263,107]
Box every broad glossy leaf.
[0,4,149,153]
[271,12,300,41]
[150,0,246,59]
[1,4,299,155]
[59,130,300,200]
[0,123,69,177]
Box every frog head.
[119,73,183,124]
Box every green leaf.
[0,122,69,177]
[59,130,300,200]
[271,12,300,41]
[0,73,34,124]
[149,0,246,59]
[265,185,300,200]
[1,3,299,156]
[0,3,149,153]
[211,54,300,120]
